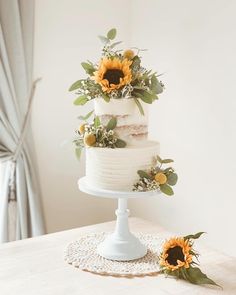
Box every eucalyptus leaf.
[163,167,174,173]
[162,158,174,164]
[94,116,101,127]
[81,62,95,75]
[106,117,117,131]
[109,41,122,49]
[151,75,158,92]
[167,173,178,186]
[137,170,152,180]
[186,266,220,287]
[73,95,88,106]
[75,147,82,160]
[115,138,126,148]
[78,110,94,121]
[160,184,174,196]
[134,98,145,115]
[107,28,116,40]
[151,74,163,94]
[131,56,141,69]
[184,232,205,241]
[98,35,110,44]
[133,89,156,104]
[156,155,163,163]
[102,93,110,102]
[69,79,84,91]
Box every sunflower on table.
[159,237,193,271]
[158,232,220,287]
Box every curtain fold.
[0,0,45,242]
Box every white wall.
[33,0,131,233]
[129,0,236,256]
[33,0,236,256]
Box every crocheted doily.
[64,232,164,276]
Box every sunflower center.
[103,69,124,85]
[166,246,185,266]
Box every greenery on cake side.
[74,110,126,159]
[69,28,164,115]
[133,155,178,196]
[158,232,220,287]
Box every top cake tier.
[94,98,148,143]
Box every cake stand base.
[78,177,160,261]
[97,198,147,261]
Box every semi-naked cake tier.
[85,141,160,191]
[94,98,148,142]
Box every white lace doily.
[64,232,164,276]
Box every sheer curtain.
[0,0,45,242]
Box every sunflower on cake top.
[70,28,177,194]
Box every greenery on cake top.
[133,155,178,195]
[74,110,126,159]
[69,28,164,115]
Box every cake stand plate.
[78,177,160,261]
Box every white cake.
[85,98,160,191]
[86,140,160,191]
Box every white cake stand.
[78,177,160,261]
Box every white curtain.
[0,0,45,242]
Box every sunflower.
[93,58,132,93]
[159,237,193,271]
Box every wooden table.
[0,218,235,295]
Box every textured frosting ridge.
[85,141,160,191]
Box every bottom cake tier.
[85,140,160,191]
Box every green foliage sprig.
[133,155,177,195]
[74,111,126,159]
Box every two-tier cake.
[70,28,177,195]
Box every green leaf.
[134,98,145,115]
[107,28,116,40]
[131,55,141,69]
[94,116,101,127]
[160,184,174,196]
[75,147,82,160]
[185,266,220,287]
[137,170,152,180]
[106,117,117,131]
[184,232,205,241]
[168,269,180,277]
[151,75,158,92]
[156,155,163,163]
[109,41,122,49]
[73,95,88,105]
[162,158,174,164]
[81,62,95,75]
[98,35,110,44]
[163,167,174,173]
[69,79,84,91]
[133,89,156,104]
[179,268,189,281]
[151,74,163,94]
[102,93,110,102]
[167,173,178,186]
[115,138,126,148]
[78,110,94,121]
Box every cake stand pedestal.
[78,177,160,261]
